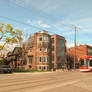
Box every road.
[0,70,92,92]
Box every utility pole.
[74,25,77,69]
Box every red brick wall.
[32,33,37,69]
[69,45,87,62]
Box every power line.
[9,3,59,22]
[0,3,74,34]
[3,2,77,32]
[0,16,43,30]
[0,15,61,33]
[17,4,73,29]
[0,16,76,38]
[0,16,59,36]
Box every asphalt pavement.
[0,70,92,92]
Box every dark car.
[0,65,12,73]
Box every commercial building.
[68,45,92,64]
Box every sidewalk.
[14,71,53,75]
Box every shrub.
[13,68,48,73]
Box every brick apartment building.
[8,30,66,71]
[25,30,66,71]
[68,45,92,64]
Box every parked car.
[0,65,12,73]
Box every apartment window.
[23,60,27,65]
[30,48,32,52]
[52,46,54,51]
[29,56,33,64]
[28,56,33,64]
[39,48,42,52]
[39,66,41,70]
[52,54,54,61]
[43,37,48,41]
[39,57,42,62]
[39,37,42,41]
[43,66,47,70]
[44,48,47,52]
[52,38,54,43]
[43,56,47,63]
[37,66,42,70]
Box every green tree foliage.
[0,59,8,65]
[0,23,22,50]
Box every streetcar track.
[0,76,70,92]
[0,72,64,82]
[0,77,52,87]
[0,75,68,87]
[0,72,74,86]
[0,72,91,92]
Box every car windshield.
[89,59,92,66]
[79,59,88,67]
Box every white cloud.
[40,24,50,28]
[67,43,74,48]
[9,0,26,7]
[52,21,73,36]
[27,19,50,28]
[62,31,73,36]
[9,0,92,46]
[27,20,42,26]
[53,17,92,36]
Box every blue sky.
[0,0,92,47]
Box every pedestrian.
[61,65,64,71]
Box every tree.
[0,23,22,50]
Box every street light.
[74,25,77,69]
